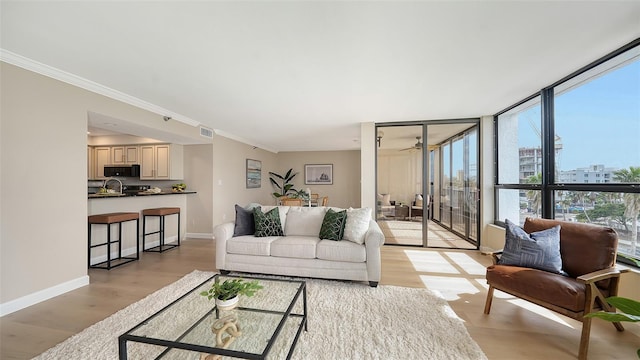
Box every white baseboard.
[0,275,90,317]
[186,232,213,239]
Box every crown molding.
[213,129,278,153]
[0,49,200,127]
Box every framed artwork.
[246,159,262,188]
[305,164,333,185]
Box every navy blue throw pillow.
[233,204,255,237]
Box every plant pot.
[215,296,239,311]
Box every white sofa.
[213,205,385,287]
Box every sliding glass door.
[376,125,425,246]
[376,120,480,249]
[433,124,479,246]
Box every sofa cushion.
[270,236,319,259]
[254,207,284,237]
[317,239,366,263]
[284,206,327,236]
[499,219,564,274]
[487,264,586,312]
[233,204,255,237]
[319,208,347,241]
[343,207,372,244]
[226,235,277,256]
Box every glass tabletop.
[120,274,306,359]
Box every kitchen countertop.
[88,191,196,199]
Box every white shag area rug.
[34,270,487,360]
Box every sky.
[518,59,640,171]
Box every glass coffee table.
[118,274,307,359]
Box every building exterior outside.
[557,164,617,184]
[519,147,542,181]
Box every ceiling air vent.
[199,126,214,139]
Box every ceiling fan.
[401,136,423,151]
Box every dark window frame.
[493,38,640,265]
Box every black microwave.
[103,164,140,177]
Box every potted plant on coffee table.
[200,278,263,310]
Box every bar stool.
[88,212,139,270]
[142,207,181,252]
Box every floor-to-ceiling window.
[495,38,640,266]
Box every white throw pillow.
[382,194,391,206]
[414,194,423,207]
[343,207,372,244]
[284,207,327,236]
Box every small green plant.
[200,278,263,301]
[290,189,310,201]
[585,296,640,358]
[269,169,297,198]
[172,183,186,191]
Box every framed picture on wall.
[305,164,333,185]
[246,159,262,188]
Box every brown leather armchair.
[484,217,627,360]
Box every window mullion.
[541,88,555,219]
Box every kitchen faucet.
[103,177,123,194]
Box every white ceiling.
[2,1,639,152]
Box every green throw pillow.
[319,208,347,241]
[253,207,284,237]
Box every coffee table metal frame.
[118,274,307,359]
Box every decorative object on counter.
[246,159,262,189]
[200,278,263,311]
[145,187,162,193]
[172,183,187,192]
[305,164,333,185]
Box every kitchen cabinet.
[112,146,139,165]
[140,144,183,180]
[94,146,111,179]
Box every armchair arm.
[577,267,628,284]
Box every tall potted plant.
[269,168,298,199]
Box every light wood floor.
[1,239,638,359]
[379,219,476,249]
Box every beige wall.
[184,144,214,236]
[276,150,361,209]
[212,136,278,227]
[1,62,88,305]
[0,62,205,312]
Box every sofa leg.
[369,281,378,287]
[220,270,230,275]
